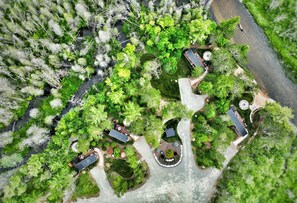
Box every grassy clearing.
[110,159,134,178]
[151,57,191,100]
[71,172,99,201]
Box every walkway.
[179,78,207,112]
[77,148,116,203]
[210,0,297,125]
[77,78,238,203]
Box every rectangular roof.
[74,154,97,171]
[184,49,204,68]
[227,108,248,137]
[165,128,175,138]
[109,129,129,143]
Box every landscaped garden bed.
[104,146,149,197]
[154,140,182,167]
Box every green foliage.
[258,102,294,136]
[162,102,192,120]
[71,172,99,201]
[191,67,203,78]
[0,153,23,168]
[198,81,213,95]
[212,48,236,74]
[107,146,148,196]
[214,103,296,202]
[143,115,164,148]
[123,101,143,124]
[127,7,215,73]
[217,16,240,39]
[165,149,174,159]
[243,0,297,82]
[204,103,216,119]
[151,57,191,100]
[192,114,236,169]
[228,44,249,67]
[110,159,134,178]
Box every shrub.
[90,140,97,147]
[104,142,110,148]
[165,149,174,159]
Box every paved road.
[77,78,238,203]
[210,0,297,125]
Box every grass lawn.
[110,159,134,178]
[151,57,192,100]
[71,172,99,201]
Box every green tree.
[215,99,230,114]
[123,101,143,124]
[212,48,236,75]
[212,75,234,99]
[191,67,203,78]
[165,149,174,159]
[27,155,44,177]
[259,102,294,136]
[198,81,213,95]
[217,16,240,39]
[189,18,216,44]
[204,103,216,119]
[228,44,249,66]
[140,86,161,109]
[144,115,164,148]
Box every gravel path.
[210,0,297,125]
[77,148,115,203]
[178,78,207,112]
[79,78,238,203]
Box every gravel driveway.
[78,78,237,203]
[210,0,297,125]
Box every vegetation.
[165,149,175,159]
[213,102,297,202]
[110,159,134,178]
[1,0,295,202]
[71,172,99,201]
[123,3,216,73]
[151,57,191,100]
[243,0,297,82]
[192,113,235,168]
[192,39,257,168]
[107,146,148,197]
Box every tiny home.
[226,107,248,137]
[183,49,206,71]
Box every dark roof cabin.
[183,49,205,71]
[165,128,176,138]
[226,108,248,137]
[109,129,129,143]
[74,153,98,171]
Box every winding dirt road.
[210,0,297,125]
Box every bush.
[111,142,117,148]
[165,149,174,159]
[191,67,203,78]
[71,172,99,201]
[90,140,97,147]
[104,142,110,148]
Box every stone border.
[153,145,183,168]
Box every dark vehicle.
[238,23,244,32]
